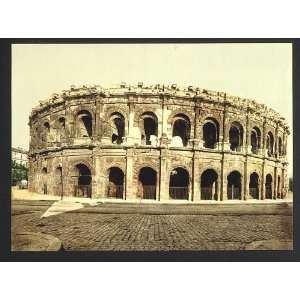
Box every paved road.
[11,200,293,251]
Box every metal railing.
[230,145,242,152]
[227,187,241,200]
[142,185,156,199]
[107,185,124,199]
[204,142,217,149]
[169,186,189,200]
[74,185,92,198]
[249,187,259,199]
[201,187,216,200]
[265,186,272,199]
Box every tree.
[11,160,28,186]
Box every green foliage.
[11,160,28,186]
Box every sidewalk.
[12,188,293,205]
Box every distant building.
[12,147,28,167]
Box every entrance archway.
[265,174,273,199]
[200,169,218,200]
[229,122,243,152]
[138,167,157,199]
[141,112,158,145]
[76,110,93,138]
[171,114,190,147]
[249,172,259,199]
[251,127,261,154]
[169,167,189,200]
[74,163,92,198]
[227,171,242,200]
[203,118,219,149]
[110,112,125,144]
[266,132,274,157]
[107,167,124,199]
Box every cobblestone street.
[11,200,293,251]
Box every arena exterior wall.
[28,83,290,202]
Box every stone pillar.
[127,102,135,145]
[91,154,98,198]
[160,96,169,147]
[159,149,169,201]
[282,132,286,157]
[275,123,279,158]
[93,153,102,198]
[273,166,278,199]
[261,161,266,200]
[125,148,134,200]
[222,105,230,151]
[221,166,227,201]
[244,113,249,200]
[62,155,73,197]
[99,155,110,199]
[193,106,201,148]
[262,118,267,157]
[65,104,74,144]
[95,100,102,142]
[192,155,200,201]
[217,112,224,151]
[217,174,221,201]
[243,160,248,200]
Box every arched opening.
[277,176,281,198]
[43,122,50,143]
[74,163,92,198]
[278,137,283,156]
[266,132,274,157]
[59,117,65,130]
[200,169,218,200]
[76,110,92,138]
[171,114,190,147]
[227,171,242,200]
[138,167,157,199]
[229,122,243,152]
[251,127,261,154]
[57,117,65,142]
[41,167,47,194]
[169,167,189,200]
[265,174,273,199]
[249,172,259,199]
[203,118,219,149]
[107,167,124,199]
[44,122,50,131]
[141,112,158,145]
[54,166,62,196]
[110,112,125,144]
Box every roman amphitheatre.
[27,82,290,202]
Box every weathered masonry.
[28,83,290,201]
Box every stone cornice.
[29,83,291,133]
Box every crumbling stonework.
[28,83,290,201]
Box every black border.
[1,38,298,261]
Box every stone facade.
[28,83,290,201]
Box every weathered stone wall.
[28,83,290,201]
